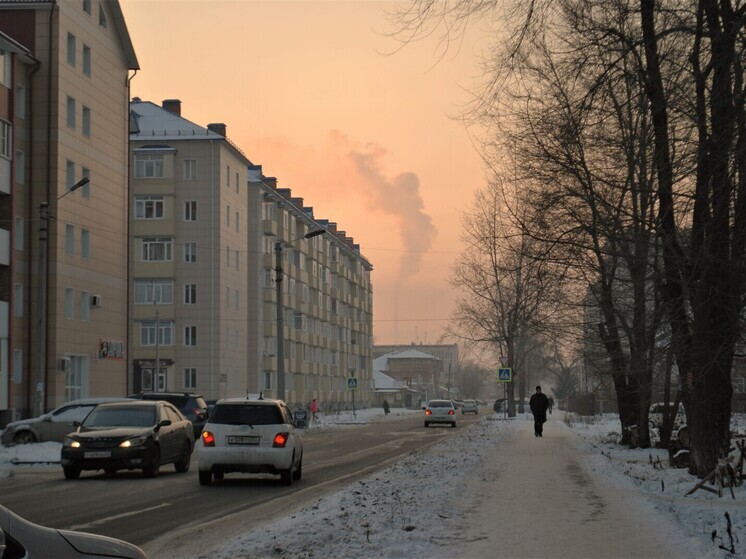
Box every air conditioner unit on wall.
[91,295,102,308]
[57,357,71,373]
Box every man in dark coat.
[529,385,549,437]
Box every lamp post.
[275,228,325,403]
[35,176,89,416]
[154,300,161,392]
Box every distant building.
[375,349,442,408]
[0,0,138,421]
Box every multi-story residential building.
[374,344,459,380]
[0,0,138,422]
[129,99,252,399]
[247,170,374,408]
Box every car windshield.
[210,404,284,426]
[83,407,156,428]
[428,401,452,408]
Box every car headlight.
[63,437,81,448]
[119,436,147,448]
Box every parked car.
[1,397,128,445]
[461,399,478,414]
[128,392,209,437]
[198,398,303,486]
[648,402,685,430]
[61,400,194,479]
[0,504,148,558]
[424,399,457,428]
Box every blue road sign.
[348,377,359,390]
[497,368,512,383]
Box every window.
[82,45,91,76]
[235,250,240,271]
[235,171,239,191]
[184,283,196,304]
[66,160,75,189]
[13,284,22,317]
[0,120,10,158]
[99,1,108,27]
[134,154,164,178]
[83,0,91,14]
[80,291,90,321]
[15,85,25,119]
[184,200,197,221]
[65,224,74,256]
[226,246,230,268]
[15,150,24,184]
[65,287,74,319]
[82,106,91,136]
[141,237,172,261]
[135,279,173,304]
[67,33,76,66]
[81,167,90,198]
[184,242,197,263]
[184,368,197,389]
[140,321,174,346]
[263,371,272,390]
[226,205,230,226]
[81,228,90,259]
[184,325,197,346]
[235,212,239,232]
[14,217,23,251]
[183,159,196,180]
[66,96,76,128]
[134,195,164,219]
[226,164,230,186]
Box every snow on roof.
[374,369,407,391]
[385,349,439,360]
[130,100,224,141]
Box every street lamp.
[35,176,89,415]
[275,228,326,403]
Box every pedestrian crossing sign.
[497,368,512,383]
[348,377,358,390]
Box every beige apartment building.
[0,0,137,421]
[247,170,374,408]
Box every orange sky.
[120,0,490,346]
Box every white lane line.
[70,502,172,530]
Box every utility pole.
[154,300,161,392]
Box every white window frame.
[135,279,173,304]
[141,237,173,262]
[82,44,91,76]
[184,368,197,389]
[134,195,164,219]
[134,154,164,178]
[140,321,174,346]
[184,200,197,221]
[67,33,76,66]
[183,159,196,180]
[184,242,197,263]
[184,325,197,347]
[0,120,11,159]
[184,283,196,304]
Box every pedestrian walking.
[529,386,549,437]
[382,400,390,415]
[548,396,554,414]
[310,398,319,422]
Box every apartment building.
[129,99,252,400]
[247,169,374,408]
[0,0,138,421]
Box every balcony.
[262,219,278,236]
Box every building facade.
[0,0,137,421]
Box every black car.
[61,400,194,479]
[128,392,209,437]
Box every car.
[61,400,194,479]
[461,399,478,414]
[424,399,456,428]
[0,504,148,558]
[198,397,303,486]
[648,402,685,430]
[128,392,209,437]
[1,397,128,445]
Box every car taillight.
[448,410,455,415]
[273,433,289,448]
[425,410,432,415]
[202,431,215,447]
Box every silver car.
[1,397,128,445]
[0,504,147,558]
[424,399,457,428]
[461,399,478,414]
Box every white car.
[461,399,478,414]
[198,398,303,486]
[424,399,456,428]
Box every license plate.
[84,451,111,458]
[227,435,260,445]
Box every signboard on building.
[99,338,125,359]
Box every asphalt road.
[0,410,482,551]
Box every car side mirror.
[42,415,52,423]
[157,419,172,430]
[73,421,81,428]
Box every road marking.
[70,502,172,530]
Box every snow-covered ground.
[1,408,745,558]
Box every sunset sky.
[120,0,492,347]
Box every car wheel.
[63,466,81,480]
[213,471,224,481]
[280,467,293,486]
[12,431,36,445]
[424,422,429,428]
[293,454,303,481]
[451,422,456,428]
[174,441,192,473]
[104,467,117,475]
[142,447,160,478]
[198,470,212,486]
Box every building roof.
[373,369,407,392]
[386,349,440,361]
[130,100,225,141]
[0,30,36,65]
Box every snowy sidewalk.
[445,417,707,559]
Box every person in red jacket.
[529,386,549,437]
[310,398,319,422]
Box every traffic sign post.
[497,367,512,419]
[348,377,358,416]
